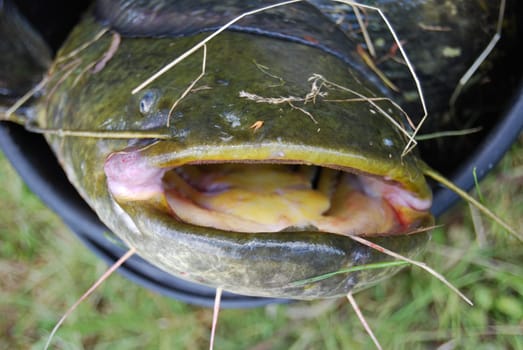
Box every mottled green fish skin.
[38,12,432,299]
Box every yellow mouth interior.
[163,164,401,236]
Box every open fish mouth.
[105,147,432,237]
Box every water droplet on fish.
[383,138,394,147]
[221,112,241,128]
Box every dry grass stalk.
[352,5,375,57]
[209,287,223,350]
[347,234,473,306]
[449,0,506,106]
[4,76,49,118]
[423,166,522,242]
[92,32,121,73]
[347,292,383,350]
[55,28,109,64]
[238,91,307,105]
[24,126,174,139]
[167,44,207,127]
[414,127,482,141]
[357,44,400,92]
[253,60,285,86]
[44,247,137,350]
[288,101,319,124]
[310,74,414,142]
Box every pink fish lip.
[104,148,433,237]
[104,150,166,200]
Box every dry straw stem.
[54,27,109,64]
[330,0,427,156]
[288,101,319,124]
[240,73,413,133]
[71,32,122,87]
[414,127,482,141]
[357,44,400,92]
[347,234,473,306]
[238,91,311,105]
[24,125,174,139]
[347,292,383,350]
[423,166,523,242]
[239,72,331,124]
[44,247,137,350]
[449,0,506,107]
[324,95,415,129]
[310,74,414,141]
[209,287,223,350]
[253,60,286,86]
[5,27,109,122]
[92,32,121,73]
[167,44,207,127]
[3,76,49,119]
[352,5,375,57]
[238,90,321,124]
[130,0,427,156]
[45,58,83,107]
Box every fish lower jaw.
[104,154,432,237]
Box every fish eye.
[139,90,158,114]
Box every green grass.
[0,137,522,350]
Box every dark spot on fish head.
[382,138,394,147]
